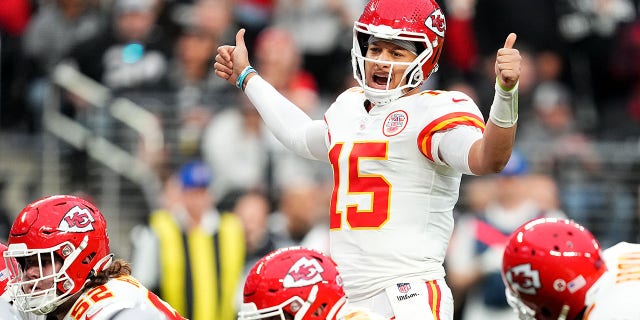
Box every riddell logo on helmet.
[58,206,96,232]
[425,9,446,37]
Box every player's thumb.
[503,33,517,49]
[235,29,247,50]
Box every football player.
[0,242,21,320]
[502,218,640,319]
[2,195,185,320]
[238,246,346,320]
[214,0,521,318]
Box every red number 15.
[329,141,391,230]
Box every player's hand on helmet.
[214,28,252,85]
[494,33,521,91]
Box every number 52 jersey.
[62,275,185,320]
[324,87,485,301]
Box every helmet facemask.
[4,236,112,315]
[351,22,436,106]
[239,285,346,320]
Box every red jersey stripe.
[417,112,485,161]
[427,280,442,319]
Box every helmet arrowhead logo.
[283,257,325,288]
[506,263,542,295]
[425,9,446,38]
[58,206,96,233]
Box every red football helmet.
[501,218,606,320]
[4,195,113,315]
[352,0,446,105]
[238,247,346,320]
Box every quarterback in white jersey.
[502,218,640,320]
[215,0,521,317]
[3,195,186,320]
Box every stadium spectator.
[233,189,278,270]
[21,0,106,131]
[555,0,635,136]
[0,0,31,130]
[447,151,565,320]
[65,0,171,92]
[164,16,236,160]
[502,217,640,320]
[3,195,184,319]
[129,160,245,320]
[213,0,522,317]
[271,0,365,96]
[200,96,276,200]
[269,181,331,254]
[608,14,640,139]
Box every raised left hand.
[494,33,521,90]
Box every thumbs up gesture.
[214,29,252,86]
[494,33,521,91]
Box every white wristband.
[489,81,519,128]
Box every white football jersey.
[325,88,485,300]
[583,242,640,320]
[61,275,183,320]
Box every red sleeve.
[443,17,478,73]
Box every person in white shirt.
[213,0,521,318]
[502,217,640,320]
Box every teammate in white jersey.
[214,0,521,317]
[502,218,640,320]
[2,195,185,320]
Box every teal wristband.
[236,66,256,91]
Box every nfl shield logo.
[397,283,411,294]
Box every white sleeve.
[129,225,159,289]
[244,76,329,161]
[431,125,483,175]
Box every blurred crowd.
[1,0,640,319]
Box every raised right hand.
[214,29,251,86]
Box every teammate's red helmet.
[352,0,446,105]
[4,195,112,315]
[0,242,10,295]
[238,247,346,320]
[501,218,606,320]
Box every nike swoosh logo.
[86,307,105,320]
[452,98,468,103]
